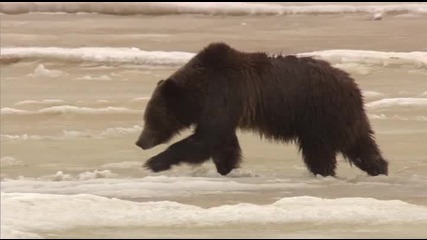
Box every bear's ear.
[157,79,165,86]
[162,79,183,100]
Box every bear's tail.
[342,130,388,176]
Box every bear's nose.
[135,139,154,150]
[135,140,147,150]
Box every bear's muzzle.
[135,130,157,150]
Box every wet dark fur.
[136,42,388,177]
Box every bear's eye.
[157,79,165,86]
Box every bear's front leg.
[144,151,177,172]
[143,134,212,172]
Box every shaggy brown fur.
[136,43,388,177]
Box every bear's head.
[135,79,188,150]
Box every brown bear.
[135,42,388,177]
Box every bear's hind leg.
[212,134,242,175]
[342,133,388,176]
[300,141,337,177]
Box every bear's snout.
[135,131,156,150]
[135,138,155,150]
